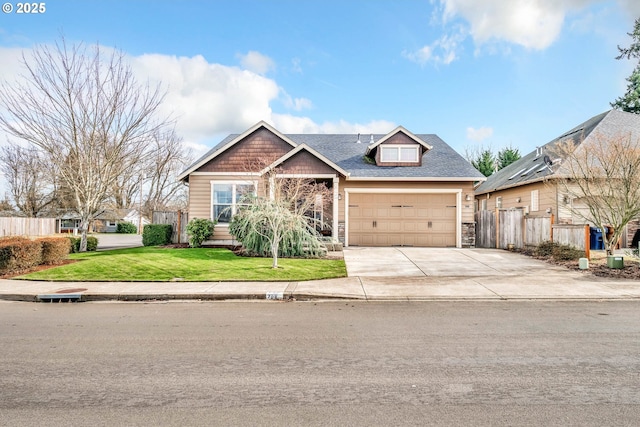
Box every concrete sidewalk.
[1,272,639,302]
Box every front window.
[211,181,255,223]
[380,145,419,163]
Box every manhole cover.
[55,288,87,294]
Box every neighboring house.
[474,110,640,247]
[178,121,484,248]
[58,209,150,233]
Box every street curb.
[2,292,640,303]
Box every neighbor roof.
[475,110,640,195]
[180,123,485,181]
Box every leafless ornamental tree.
[0,39,168,251]
[554,132,640,255]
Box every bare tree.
[141,128,192,217]
[0,38,169,250]
[0,143,56,217]
[108,128,191,219]
[554,131,640,255]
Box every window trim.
[531,189,539,212]
[210,180,257,225]
[380,145,420,163]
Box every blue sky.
[0,0,638,183]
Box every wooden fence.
[476,209,589,252]
[0,217,57,237]
[152,210,188,244]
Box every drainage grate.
[37,288,87,303]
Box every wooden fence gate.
[152,210,188,244]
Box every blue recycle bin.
[590,227,604,250]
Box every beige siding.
[476,181,558,219]
[188,174,260,240]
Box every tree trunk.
[79,217,90,252]
[271,240,279,269]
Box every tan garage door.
[348,193,457,247]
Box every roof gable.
[365,126,432,157]
[260,144,349,177]
[178,121,297,180]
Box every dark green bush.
[0,237,42,273]
[67,236,99,253]
[535,241,556,258]
[38,237,71,264]
[552,244,585,261]
[116,222,137,234]
[142,224,173,246]
[186,218,215,248]
[535,241,585,261]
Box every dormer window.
[380,145,419,163]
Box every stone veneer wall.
[461,222,476,248]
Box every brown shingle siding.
[197,128,293,173]
[279,151,338,175]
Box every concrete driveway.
[343,247,557,277]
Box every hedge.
[39,237,71,264]
[116,222,137,234]
[0,237,43,273]
[68,236,99,253]
[142,224,173,246]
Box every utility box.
[607,256,624,269]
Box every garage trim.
[344,188,462,248]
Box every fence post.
[177,210,182,244]
[495,208,500,249]
[550,214,555,242]
[584,224,590,260]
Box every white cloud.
[403,46,433,66]
[404,26,466,65]
[466,126,494,142]
[618,0,640,17]
[131,53,280,144]
[438,0,593,50]
[236,50,275,75]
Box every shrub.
[67,236,99,253]
[0,237,42,273]
[38,237,71,264]
[116,222,137,234]
[186,218,215,248]
[535,241,556,258]
[534,241,585,261]
[142,224,173,246]
[552,244,585,261]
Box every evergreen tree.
[471,149,497,177]
[497,146,521,170]
[611,18,640,114]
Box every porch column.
[333,177,339,241]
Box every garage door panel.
[348,193,457,247]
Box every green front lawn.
[16,247,347,282]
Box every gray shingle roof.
[475,110,640,194]
[182,131,484,180]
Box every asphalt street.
[1,300,639,426]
